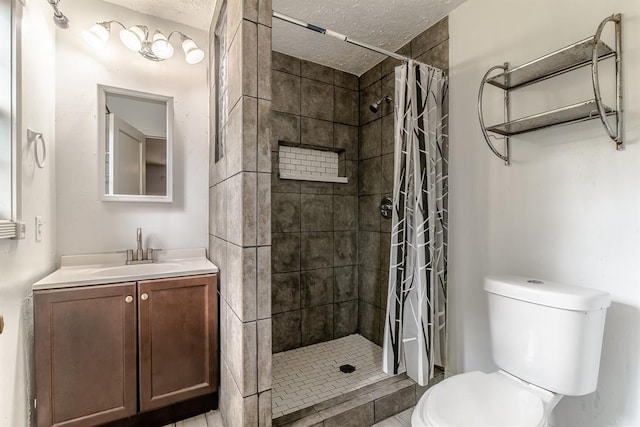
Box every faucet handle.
[146,248,154,261]
[127,249,134,262]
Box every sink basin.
[92,263,182,277]
[33,248,219,290]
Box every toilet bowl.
[410,275,610,427]
[411,371,562,427]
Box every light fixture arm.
[138,25,150,39]
[89,20,125,37]
[166,31,179,40]
[100,20,125,30]
[166,31,189,42]
[100,20,149,36]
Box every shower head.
[369,95,392,113]
[47,0,70,29]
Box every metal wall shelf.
[478,14,623,165]
[486,100,614,136]
[486,38,615,90]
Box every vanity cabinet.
[138,275,217,411]
[34,282,138,427]
[34,274,218,427]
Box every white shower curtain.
[382,60,448,386]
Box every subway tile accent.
[278,145,341,181]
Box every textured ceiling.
[272,0,467,75]
[102,0,214,31]
[101,0,467,75]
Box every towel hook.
[27,129,46,169]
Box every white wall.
[56,0,209,255]
[0,0,56,425]
[448,1,640,425]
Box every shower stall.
[269,13,450,425]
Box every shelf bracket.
[592,13,623,150]
[478,63,510,165]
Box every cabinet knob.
[125,296,133,303]
[141,293,149,301]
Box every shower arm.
[272,11,445,75]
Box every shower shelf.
[478,14,622,165]
[277,141,348,184]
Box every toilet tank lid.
[484,275,611,311]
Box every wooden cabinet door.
[138,274,217,412]
[34,283,137,427]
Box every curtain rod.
[272,11,410,62]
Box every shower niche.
[277,141,348,184]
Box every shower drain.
[339,364,356,373]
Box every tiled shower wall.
[358,17,449,346]
[270,52,360,353]
[208,1,273,426]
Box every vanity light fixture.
[82,21,204,64]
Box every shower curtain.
[382,60,448,387]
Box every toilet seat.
[412,371,547,427]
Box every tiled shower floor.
[272,334,405,419]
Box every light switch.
[16,222,25,239]
[35,216,43,242]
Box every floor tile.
[272,334,405,418]
[371,406,414,427]
[166,410,223,427]
[205,410,225,426]
[396,406,414,423]
[175,413,208,427]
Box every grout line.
[252,23,261,395]
[272,67,359,91]
[271,334,405,416]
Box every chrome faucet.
[126,227,154,265]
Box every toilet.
[412,275,611,427]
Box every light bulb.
[181,38,204,64]
[120,26,145,51]
[151,31,174,59]
[82,23,110,50]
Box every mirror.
[98,85,173,202]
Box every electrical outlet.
[35,216,43,242]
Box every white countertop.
[33,248,219,290]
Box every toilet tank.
[484,275,611,396]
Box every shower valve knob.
[380,197,393,219]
